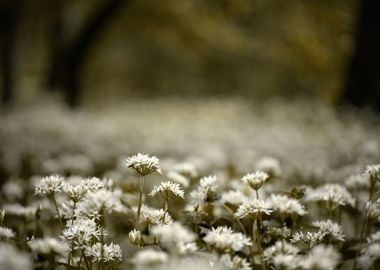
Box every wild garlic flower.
[149,181,185,199]
[256,157,282,178]
[220,190,248,206]
[35,175,65,196]
[264,240,300,259]
[85,242,122,263]
[126,153,162,176]
[84,177,105,192]
[139,205,173,225]
[301,245,341,270]
[272,254,300,270]
[305,184,355,210]
[132,249,168,269]
[358,243,380,270]
[291,231,325,248]
[203,226,252,252]
[190,175,219,206]
[28,237,69,255]
[241,171,269,190]
[367,231,380,244]
[62,218,101,249]
[63,182,88,202]
[129,229,143,246]
[220,254,252,270]
[0,243,32,270]
[366,198,380,222]
[235,199,273,219]
[3,204,37,219]
[264,240,300,269]
[312,220,345,242]
[167,171,190,188]
[0,227,15,239]
[151,223,197,255]
[364,164,380,183]
[344,174,370,190]
[269,194,307,217]
[75,189,125,220]
[173,162,198,179]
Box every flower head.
[149,181,184,199]
[270,194,307,217]
[235,199,273,219]
[241,171,269,190]
[35,175,65,196]
[365,164,380,183]
[126,153,161,176]
[85,242,122,263]
[203,226,252,252]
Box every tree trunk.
[342,0,380,110]
[48,0,126,107]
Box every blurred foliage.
[13,0,358,105]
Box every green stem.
[255,190,260,199]
[51,195,64,228]
[352,181,376,270]
[81,249,91,270]
[135,175,145,228]
[256,217,266,270]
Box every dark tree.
[0,0,25,106]
[342,0,380,110]
[48,0,126,107]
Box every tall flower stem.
[352,181,376,270]
[51,195,64,228]
[135,175,145,227]
[254,216,266,270]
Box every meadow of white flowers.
[0,99,380,269]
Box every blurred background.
[1,0,376,107]
[1,0,380,182]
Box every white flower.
[150,181,185,198]
[190,175,219,206]
[269,194,307,216]
[235,199,273,219]
[28,237,69,255]
[63,181,88,202]
[264,240,300,259]
[305,184,355,209]
[220,254,252,270]
[272,254,300,270]
[151,223,197,255]
[173,162,198,179]
[312,220,345,242]
[291,231,325,248]
[167,171,190,187]
[75,189,125,220]
[128,229,142,246]
[241,171,269,190]
[35,175,65,196]
[301,245,340,270]
[126,153,162,176]
[220,190,248,206]
[345,174,370,190]
[62,218,101,249]
[366,198,380,222]
[0,243,32,270]
[256,157,282,178]
[203,226,252,252]
[84,177,105,192]
[132,249,168,269]
[85,242,122,263]
[139,205,173,225]
[0,227,15,239]
[358,243,380,270]
[364,164,380,182]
